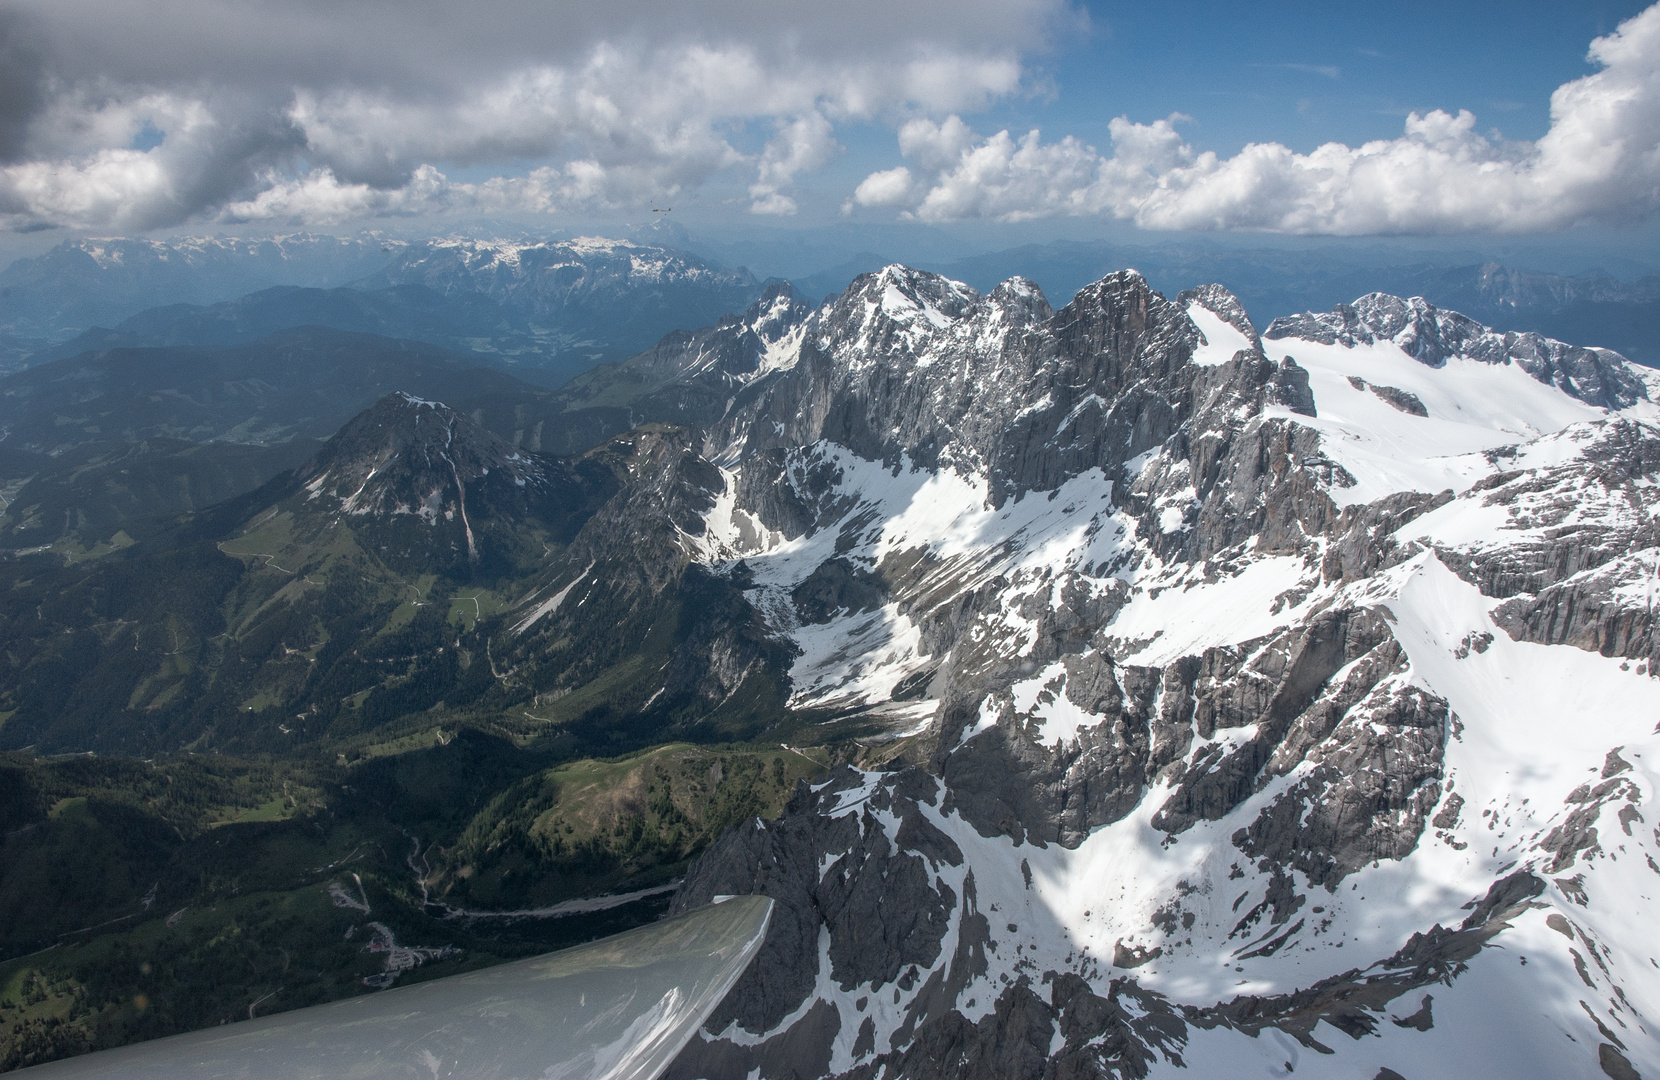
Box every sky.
[1,0,1659,257]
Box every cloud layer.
[0,0,1065,230]
[7,1,1660,236]
[855,3,1660,234]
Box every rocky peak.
[1178,281,1261,353]
[986,276,1054,323]
[644,281,813,383]
[301,392,541,549]
[848,263,983,316]
[708,267,1285,507]
[743,280,815,345]
[1051,269,1199,373]
[815,264,984,358]
[1262,293,1458,358]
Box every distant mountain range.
[25,284,536,368]
[0,235,770,383]
[0,326,534,455]
[0,235,399,339]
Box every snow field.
[1261,335,1615,505]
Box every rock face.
[297,392,615,575]
[201,264,1652,1075]
[199,268,1654,1077]
[553,281,815,433]
[303,393,542,523]
[109,266,1643,1074]
[531,266,1660,1079]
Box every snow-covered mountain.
[547,280,814,432]
[560,266,1660,1079]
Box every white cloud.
[217,158,708,225]
[855,2,1660,234]
[1,149,176,229]
[0,0,1069,230]
[851,166,915,208]
[897,115,978,171]
[748,112,841,215]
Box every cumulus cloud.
[854,2,1660,234]
[849,166,916,210]
[0,0,1068,230]
[216,159,712,225]
[748,112,841,215]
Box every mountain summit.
[301,392,541,561]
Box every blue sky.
[1,0,1659,259]
[1040,2,1653,152]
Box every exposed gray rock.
[559,282,815,433]
[708,268,1235,508]
[1429,420,1660,674]
[671,762,1554,1079]
[1369,383,1428,416]
[1601,1042,1642,1080]
[938,650,1158,848]
[636,267,1660,1077]
[1237,680,1448,887]
[1321,490,1451,583]
[1270,357,1317,417]
[670,768,965,1033]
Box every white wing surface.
[14,896,771,1080]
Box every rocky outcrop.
[555,282,814,432]
[668,753,1553,1080]
[296,391,620,574]
[1427,419,1660,672]
[490,425,794,729]
[303,392,544,515]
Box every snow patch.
[1186,302,1254,367]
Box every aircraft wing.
[14,895,771,1080]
